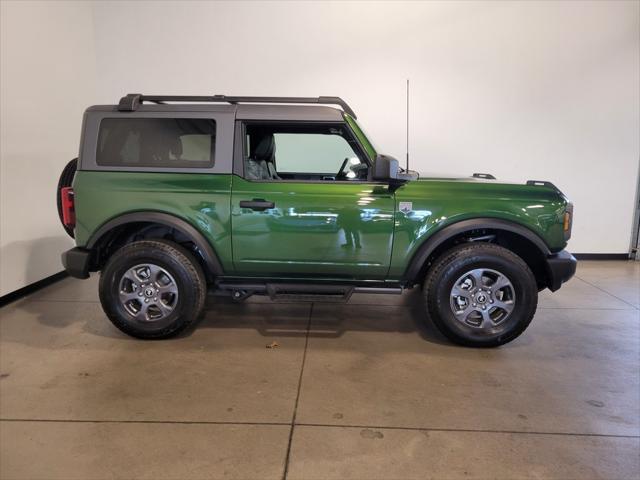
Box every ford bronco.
[58,94,576,346]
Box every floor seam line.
[292,422,640,439]
[282,302,313,480]
[0,418,290,426]
[537,307,634,310]
[2,418,637,439]
[27,299,101,304]
[574,275,639,310]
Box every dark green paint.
[231,176,395,278]
[73,171,235,271]
[389,178,567,277]
[74,169,568,282]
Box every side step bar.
[267,284,354,303]
[215,282,403,302]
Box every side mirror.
[372,154,399,181]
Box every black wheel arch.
[86,212,224,281]
[402,218,553,289]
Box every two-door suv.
[58,94,576,346]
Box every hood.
[414,171,565,193]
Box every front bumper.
[546,250,577,291]
[61,247,91,279]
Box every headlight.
[563,203,573,240]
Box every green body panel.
[230,176,395,278]
[388,178,568,278]
[74,171,567,282]
[73,171,234,271]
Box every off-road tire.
[423,243,538,347]
[99,239,206,339]
[56,158,77,238]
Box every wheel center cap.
[144,287,155,298]
[476,293,487,304]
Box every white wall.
[0,1,96,295]
[1,1,638,295]
[91,0,640,253]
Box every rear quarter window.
[96,118,216,168]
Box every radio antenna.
[405,78,410,171]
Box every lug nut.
[138,292,143,296]
[472,303,477,307]
[482,305,486,310]
[145,299,149,303]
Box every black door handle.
[239,199,275,211]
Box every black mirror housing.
[372,154,399,181]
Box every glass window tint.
[243,123,368,182]
[273,133,358,173]
[97,118,216,168]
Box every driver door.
[230,121,395,279]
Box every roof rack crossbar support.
[117,94,357,118]
[526,180,562,194]
[472,173,496,180]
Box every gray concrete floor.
[0,260,638,480]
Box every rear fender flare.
[87,212,224,277]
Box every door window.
[243,123,368,181]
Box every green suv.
[59,94,576,347]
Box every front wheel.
[423,243,538,347]
[99,239,206,339]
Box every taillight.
[61,187,75,229]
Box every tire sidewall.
[428,246,537,347]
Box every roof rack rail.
[117,94,357,118]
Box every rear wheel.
[99,239,206,339]
[423,243,538,347]
[56,158,77,238]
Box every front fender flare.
[402,218,551,285]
